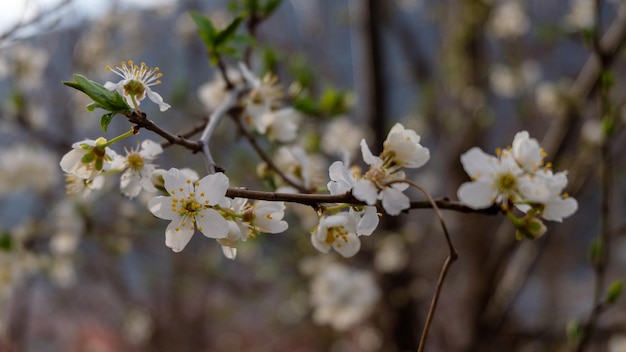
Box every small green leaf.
[63,74,131,114]
[606,280,624,304]
[214,17,243,47]
[100,113,115,132]
[262,0,282,16]
[0,232,13,251]
[190,11,217,49]
[293,97,320,115]
[589,238,602,265]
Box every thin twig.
[229,113,312,193]
[160,117,208,148]
[392,180,458,352]
[200,88,243,173]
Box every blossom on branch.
[60,138,118,181]
[457,131,578,237]
[218,198,289,259]
[111,140,163,199]
[310,206,379,258]
[105,60,171,112]
[148,168,229,252]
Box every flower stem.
[103,128,135,147]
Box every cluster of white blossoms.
[60,137,166,199]
[314,123,429,257]
[328,123,430,216]
[147,168,288,255]
[457,131,578,238]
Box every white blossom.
[309,262,380,331]
[0,144,58,196]
[382,123,430,168]
[488,1,530,39]
[105,60,171,112]
[258,107,301,142]
[112,140,163,198]
[60,138,118,180]
[311,206,378,258]
[148,168,230,252]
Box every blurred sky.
[0,0,177,36]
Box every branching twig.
[160,117,208,148]
[388,180,458,352]
[200,88,243,173]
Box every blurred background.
[0,0,625,351]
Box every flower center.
[180,199,202,217]
[496,172,517,194]
[126,152,144,171]
[325,226,349,247]
[124,79,146,99]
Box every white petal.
[311,230,331,254]
[460,147,499,180]
[148,196,178,220]
[332,232,361,257]
[328,161,355,195]
[356,206,379,236]
[120,171,142,198]
[353,180,378,205]
[163,168,192,196]
[381,187,410,215]
[146,89,171,112]
[360,139,382,167]
[196,172,229,205]
[140,139,163,158]
[543,197,578,222]
[196,209,229,239]
[165,218,195,252]
[457,181,497,209]
[221,246,237,260]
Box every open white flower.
[311,212,361,258]
[382,123,430,169]
[457,147,522,209]
[112,140,163,198]
[148,168,229,252]
[311,207,378,257]
[105,60,171,112]
[355,140,410,215]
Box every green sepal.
[100,112,116,132]
[81,152,95,163]
[605,280,624,304]
[63,74,131,114]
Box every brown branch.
[229,113,313,193]
[225,187,499,215]
[127,112,203,152]
[160,118,208,148]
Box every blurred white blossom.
[564,0,595,30]
[309,261,380,331]
[0,144,58,196]
[488,1,530,39]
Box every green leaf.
[245,0,259,13]
[293,97,320,115]
[0,232,13,252]
[214,16,244,47]
[190,11,217,48]
[566,319,582,343]
[589,238,602,265]
[63,74,131,114]
[606,280,624,304]
[100,112,116,132]
[262,0,282,15]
